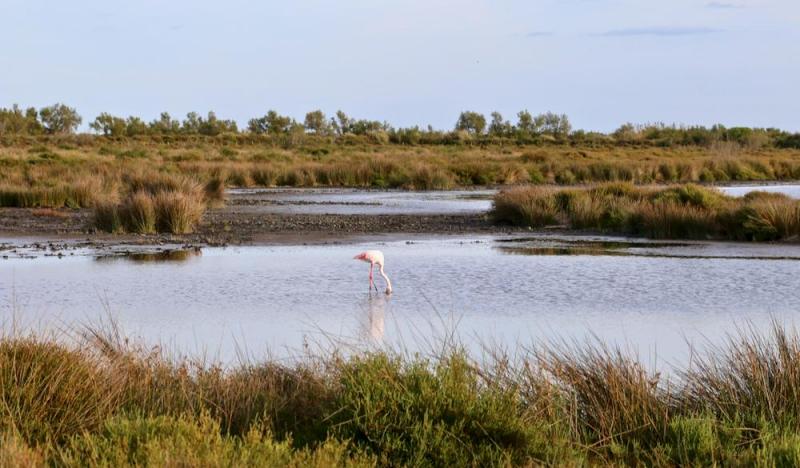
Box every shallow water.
[718,184,800,199]
[228,188,494,215]
[3,235,800,366]
[229,183,800,216]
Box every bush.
[331,353,537,466]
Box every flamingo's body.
[354,250,392,294]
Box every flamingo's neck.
[379,264,392,293]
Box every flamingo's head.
[353,252,368,261]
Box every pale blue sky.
[2,0,798,132]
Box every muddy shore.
[0,187,524,248]
[0,205,521,249]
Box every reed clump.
[493,183,800,241]
[91,173,208,234]
[6,322,800,464]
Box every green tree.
[455,111,486,135]
[90,113,127,136]
[0,104,42,135]
[182,112,202,133]
[125,116,149,136]
[248,110,293,135]
[516,110,534,134]
[303,110,330,135]
[38,103,82,134]
[488,111,512,136]
[149,112,181,134]
[350,119,387,135]
[332,110,352,135]
[198,111,238,136]
[536,112,571,138]
[613,123,637,142]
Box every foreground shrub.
[58,414,374,467]
[0,338,119,444]
[8,322,800,464]
[683,323,800,430]
[331,353,536,466]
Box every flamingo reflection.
[361,293,389,344]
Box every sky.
[1,0,798,132]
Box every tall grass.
[1,140,800,208]
[0,179,99,208]
[91,173,208,234]
[5,321,800,464]
[493,183,800,241]
[152,191,205,234]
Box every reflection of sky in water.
[718,184,800,199]
[3,234,800,367]
[228,188,496,215]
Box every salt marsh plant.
[492,183,800,241]
[4,321,800,464]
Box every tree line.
[1,102,798,148]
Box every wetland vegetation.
[2,104,800,237]
[492,183,800,241]
[5,323,800,466]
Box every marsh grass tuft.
[119,191,156,234]
[152,191,205,234]
[493,183,800,241]
[91,173,207,234]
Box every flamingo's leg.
[369,264,378,292]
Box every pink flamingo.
[354,250,393,294]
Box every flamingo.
[354,250,393,294]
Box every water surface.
[718,184,800,199]
[228,188,494,215]
[3,235,799,366]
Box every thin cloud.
[706,2,741,9]
[526,31,553,38]
[600,27,722,37]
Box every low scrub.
[492,183,800,241]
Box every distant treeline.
[1,103,799,148]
